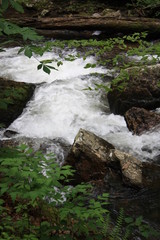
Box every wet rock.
[92,13,101,18]
[153,154,160,165]
[101,9,121,18]
[110,149,160,188]
[3,130,19,138]
[125,107,160,135]
[110,150,140,187]
[65,128,160,189]
[0,78,35,127]
[0,137,71,165]
[64,128,115,183]
[107,65,160,115]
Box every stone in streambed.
[3,130,19,138]
[0,78,35,128]
[110,149,160,188]
[124,107,160,135]
[107,65,160,115]
[64,128,116,183]
[64,128,160,189]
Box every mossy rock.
[107,65,160,115]
[0,78,35,128]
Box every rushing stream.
[0,46,160,236]
[0,46,160,162]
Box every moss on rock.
[0,78,35,128]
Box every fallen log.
[8,16,160,37]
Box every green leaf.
[18,144,28,151]
[40,59,53,64]
[24,47,32,58]
[46,65,58,71]
[135,216,143,226]
[1,187,8,195]
[21,27,43,41]
[0,199,4,205]
[43,65,50,74]
[0,101,8,110]
[57,61,63,67]
[2,0,9,11]
[125,217,134,224]
[84,63,96,69]
[65,55,76,61]
[10,192,17,202]
[83,86,93,91]
[9,0,24,13]
[18,47,25,54]
[24,184,31,191]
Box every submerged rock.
[107,65,160,115]
[3,130,19,138]
[124,107,160,135]
[0,78,35,128]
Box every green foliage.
[110,208,124,240]
[65,54,77,62]
[0,146,159,239]
[0,86,29,113]
[0,0,42,42]
[128,0,160,17]
[0,19,43,41]
[84,63,96,69]
[37,60,58,75]
[2,0,24,13]
[0,145,108,239]
[0,0,43,55]
[111,70,130,91]
[124,215,160,239]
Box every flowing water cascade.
[0,46,160,162]
[0,46,160,234]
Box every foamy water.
[0,47,160,161]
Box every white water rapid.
[0,47,160,161]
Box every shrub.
[0,145,159,239]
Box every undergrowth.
[0,145,159,239]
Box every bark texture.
[8,16,160,37]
